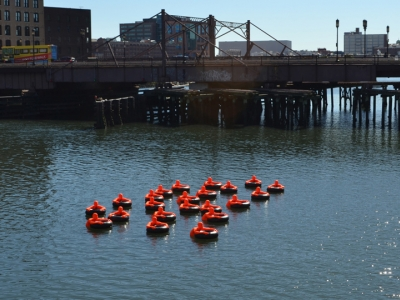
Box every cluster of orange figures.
[85,176,284,240]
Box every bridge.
[1,57,400,92]
[1,8,400,93]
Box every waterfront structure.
[218,40,292,56]
[344,28,386,56]
[0,0,45,47]
[44,7,91,59]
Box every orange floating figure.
[108,206,130,222]
[86,213,112,230]
[153,207,176,223]
[112,193,132,208]
[245,175,262,188]
[176,191,200,205]
[226,194,250,209]
[202,207,229,223]
[251,186,270,200]
[203,177,222,190]
[171,180,190,193]
[85,200,106,216]
[196,185,217,199]
[220,180,238,194]
[146,215,169,234]
[179,198,200,214]
[154,184,173,198]
[145,189,164,202]
[200,199,222,214]
[190,222,218,239]
[145,196,165,211]
[267,180,285,193]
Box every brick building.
[0,0,45,48]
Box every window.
[24,26,29,36]
[16,11,21,21]
[24,12,29,22]
[25,40,30,46]
[32,0,37,8]
[15,0,21,6]
[0,25,2,35]
[5,0,10,5]
[6,39,11,46]
[5,25,11,35]
[34,26,38,36]
[33,12,38,22]
[4,10,10,21]
[23,0,28,7]
[16,25,21,36]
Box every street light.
[32,28,35,65]
[80,29,86,60]
[363,19,367,58]
[386,25,390,58]
[336,19,339,62]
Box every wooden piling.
[112,99,122,125]
[388,96,392,129]
[94,100,106,129]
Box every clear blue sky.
[47,0,398,51]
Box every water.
[1,95,400,299]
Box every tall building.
[44,7,91,59]
[120,18,157,42]
[0,0,45,48]
[344,27,387,55]
[120,14,210,58]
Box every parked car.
[59,56,76,62]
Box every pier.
[92,82,400,130]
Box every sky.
[47,0,399,51]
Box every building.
[120,19,158,42]
[44,7,91,59]
[218,40,292,56]
[0,0,45,48]
[120,14,210,58]
[344,28,387,56]
[374,44,400,57]
[92,38,177,60]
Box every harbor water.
[1,93,400,299]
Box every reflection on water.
[1,97,400,298]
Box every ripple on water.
[1,119,400,298]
